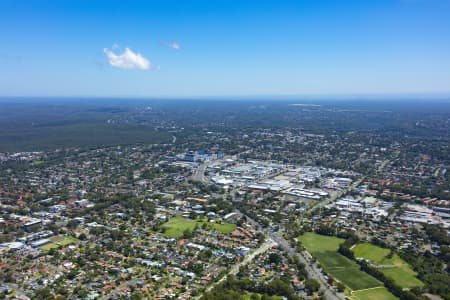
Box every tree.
[131,292,144,300]
[33,287,54,300]
[268,253,282,265]
[198,249,213,261]
[264,278,294,298]
[305,278,320,295]
[250,294,259,300]
[338,244,354,259]
[65,219,77,229]
[182,229,193,239]
[336,282,345,292]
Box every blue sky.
[1,0,450,97]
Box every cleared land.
[351,287,398,300]
[162,216,236,238]
[353,243,424,288]
[299,233,383,291]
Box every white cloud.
[103,47,151,70]
[167,41,181,50]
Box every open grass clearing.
[54,235,79,246]
[351,287,398,300]
[162,215,236,238]
[315,251,382,291]
[40,243,59,251]
[31,160,45,166]
[381,266,424,288]
[298,233,382,291]
[353,243,424,288]
[353,243,392,264]
[41,235,79,251]
[298,232,344,252]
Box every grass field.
[162,216,236,238]
[41,236,79,251]
[40,243,59,251]
[56,236,79,246]
[381,266,423,288]
[314,251,382,290]
[353,243,424,288]
[351,287,398,300]
[353,243,392,264]
[31,160,46,166]
[298,232,344,252]
[299,233,383,291]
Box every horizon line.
[1,92,450,101]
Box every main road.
[191,157,389,300]
[192,159,345,299]
[236,211,343,300]
[191,160,213,183]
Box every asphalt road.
[191,158,385,300]
[270,232,343,300]
[191,162,209,183]
[238,211,343,300]
[308,176,366,215]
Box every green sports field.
[314,251,382,290]
[351,287,398,300]
[353,243,424,288]
[162,216,236,238]
[298,233,383,291]
[380,265,423,288]
[40,235,79,251]
[299,231,344,252]
[353,243,392,263]
[41,243,59,251]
